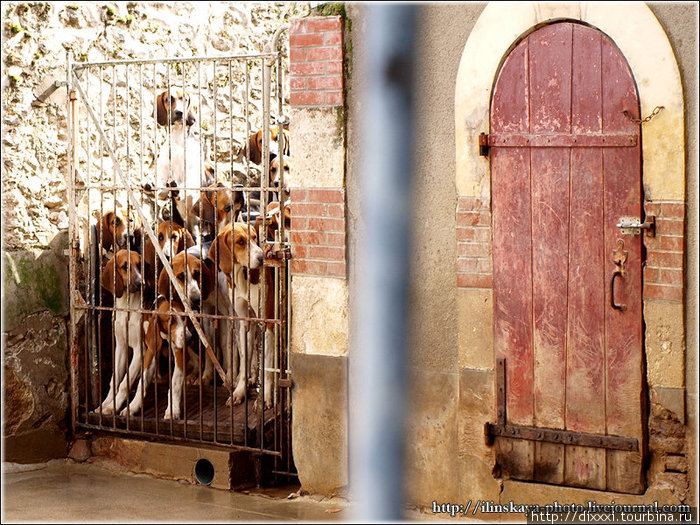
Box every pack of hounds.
[95,88,292,421]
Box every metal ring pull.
[610,269,627,311]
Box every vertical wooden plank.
[565,24,606,490]
[602,35,644,494]
[491,39,534,480]
[529,22,571,485]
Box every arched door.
[489,22,646,493]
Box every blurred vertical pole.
[350,4,417,521]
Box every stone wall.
[2,1,309,463]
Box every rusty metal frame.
[484,358,639,451]
[67,39,294,476]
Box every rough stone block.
[291,353,347,495]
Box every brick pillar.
[643,201,685,303]
[288,15,348,496]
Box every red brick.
[644,235,660,250]
[660,236,684,252]
[305,17,342,33]
[325,61,343,75]
[661,202,685,219]
[290,216,308,230]
[290,33,324,48]
[290,19,306,34]
[457,228,476,242]
[644,266,659,283]
[457,196,477,212]
[456,211,480,227]
[644,202,661,216]
[290,76,306,91]
[290,91,325,106]
[290,188,308,202]
[308,217,345,233]
[458,242,490,258]
[478,258,493,273]
[307,46,343,61]
[291,245,307,259]
[326,204,344,218]
[308,189,344,204]
[656,218,685,236]
[308,75,343,90]
[659,268,684,286]
[290,47,306,62]
[324,31,342,45]
[646,251,684,269]
[294,203,326,217]
[326,232,346,247]
[290,61,325,76]
[307,245,345,261]
[474,228,492,242]
[457,257,478,274]
[326,261,347,277]
[291,259,327,276]
[478,211,492,226]
[325,91,344,106]
[290,230,325,245]
[644,284,683,302]
[457,273,493,289]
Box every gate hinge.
[279,377,293,389]
[479,132,490,157]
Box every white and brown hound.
[155,88,215,238]
[99,249,143,415]
[208,222,275,409]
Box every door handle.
[610,269,627,311]
[611,239,627,311]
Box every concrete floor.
[2,459,346,522]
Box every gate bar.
[351,5,417,521]
[71,68,233,395]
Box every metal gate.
[66,30,294,479]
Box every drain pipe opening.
[194,458,215,486]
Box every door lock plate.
[616,215,655,237]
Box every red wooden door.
[490,22,645,493]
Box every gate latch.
[616,215,655,237]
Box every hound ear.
[282,129,290,156]
[156,91,169,126]
[99,211,115,250]
[144,311,164,362]
[191,193,215,226]
[185,95,198,127]
[208,229,234,274]
[182,229,196,251]
[157,266,171,298]
[247,131,262,165]
[101,256,125,298]
[143,237,157,288]
[201,258,217,300]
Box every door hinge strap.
[483,132,637,149]
[485,357,639,452]
[485,422,638,451]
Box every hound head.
[157,252,216,311]
[101,249,142,298]
[208,222,264,275]
[98,208,142,252]
[144,296,192,362]
[245,127,290,165]
[255,201,291,244]
[269,156,290,192]
[155,88,198,127]
[191,182,245,238]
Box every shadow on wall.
[3,231,71,463]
